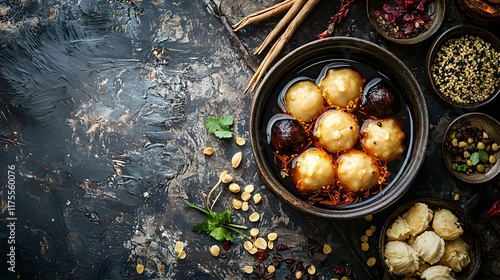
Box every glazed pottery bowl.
[426,25,500,109]
[366,0,445,44]
[379,198,482,279]
[442,112,500,184]
[250,37,429,220]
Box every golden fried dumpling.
[402,203,433,236]
[361,118,405,162]
[283,79,324,123]
[318,67,363,110]
[439,237,470,272]
[420,265,455,280]
[314,110,359,153]
[291,148,335,194]
[412,231,445,265]
[384,241,420,275]
[336,150,380,193]
[432,208,463,241]
[386,216,412,241]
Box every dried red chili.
[487,200,500,219]
[318,0,357,38]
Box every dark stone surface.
[0,0,498,279]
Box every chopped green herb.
[205,114,234,139]
[182,198,247,242]
[470,150,489,166]
[452,163,469,172]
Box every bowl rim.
[366,0,445,45]
[250,36,429,220]
[425,24,500,109]
[378,197,482,280]
[441,112,500,184]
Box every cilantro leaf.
[205,114,234,139]
[210,227,233,242]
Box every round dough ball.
[361,118,405,162]
[412,231,445,265]
[420,265,454,280]
[432,208,464,241]
[292,148,335,194]
[336,150,380,193]
[314,110,359,153]
[439,237,470,272]
[402,202,433,236]
[386,216,412,241]
[384,240,420,275]
[283,79,324,122]
[318,67,363,110]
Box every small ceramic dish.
[442,112,500,184]
[379,198,482,280]
[426,25,500,109]
[366,0,445,44]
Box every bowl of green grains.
[367,0,445,44]
[442,112,500,184]
[426,25,500,109]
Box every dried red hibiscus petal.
[487,200,500,219]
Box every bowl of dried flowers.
[426,25,500,109]
[367,0,445,44]
[442,112,500,184]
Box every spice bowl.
[442,112,500,184]
[426,25,500,109]
[366,0,445,44]
[379,198,482,280]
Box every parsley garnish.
[181,198,248,242]
[205,114,234,139]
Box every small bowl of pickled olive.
[442,112,500,184]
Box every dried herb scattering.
[374,0,434,39]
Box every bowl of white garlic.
[379,198,482,280]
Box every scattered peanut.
[361,242,369,251]
[253,193,262,204]
[228,183,241,193]
[236,137,246,146]
[210,245,220,257]
[178,251,186,259]
[360,235,369,243]
[268,240,274,250]
[244,241,254,252]
[267,264,276,273]
[232,152,242,168]
[241,192,252,202]
[249,212,260,222]
[232,198,242,210]
[254,237,267,250]
[136,264,144,275]
[243,265,254,274]
[307,265,316,275]
[174,241,184,254]
[267,232,278,241]
[244,184,255,193]
[365,229,373,237]
[295,270,303,279]
[367,257,377,267]
[323,244,332,255]
[203,147,214,155]
[241,201,249,212]
[370,225,377,233]
[364,214,373,221]
[250,228,260,237]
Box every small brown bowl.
[366,0,445,44]
[379,198,482,280]
[426,25,500,109]
[442,112,500,184]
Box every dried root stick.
[254,0,308,55]
[232,0,295,31]
[244,0,322,93]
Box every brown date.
[360,78,400,117]
[270,118,309,154]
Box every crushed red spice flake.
[487,200,500,219]
[374,0,434,39]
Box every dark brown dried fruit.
[360,78,399,117]
[270,117,309,154]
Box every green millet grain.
[431,35,500,105]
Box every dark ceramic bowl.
[366,0,445,44]
[455,0,500,25]
[250,37,429,220]
[379,198,482,280]
[442,112,500,184]
[426,25,500,109]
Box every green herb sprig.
[181,198,248,242]
[205,114,234,139]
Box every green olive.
[492,143,499,152]
[451,138,458,147]
[458,141,467,148]
[463,151,471,158]
[467,160,473,167]
[477,142,485,150]
[476,164,485,173]
[490,155,497,164]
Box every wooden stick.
[254,0,307,55]
[232,0,295,31]
[244,0,322,93]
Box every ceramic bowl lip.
[250,36,429,220]
[441,112,500,184]
[379,197,482,280]
[366,0,445,45]
[425,24,500,110]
